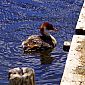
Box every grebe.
[22,22,58,52]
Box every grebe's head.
[39,22,58,33]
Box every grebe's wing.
[22,35,51,50]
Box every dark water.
[0,0,83,85]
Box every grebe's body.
[22,22,58,52]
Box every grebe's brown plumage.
[22,22,58,52]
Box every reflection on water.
[40,52,54,65]
[0,0,83,85]
[23,48,55,65]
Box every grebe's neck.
[40,28,56,47]
[40,27,50,36]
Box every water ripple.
[0,0,83,85]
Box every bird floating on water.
[22,22,58,52]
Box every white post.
[8,67,35,85]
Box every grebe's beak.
[49,28,58,32]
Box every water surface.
[0,0,83,85]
